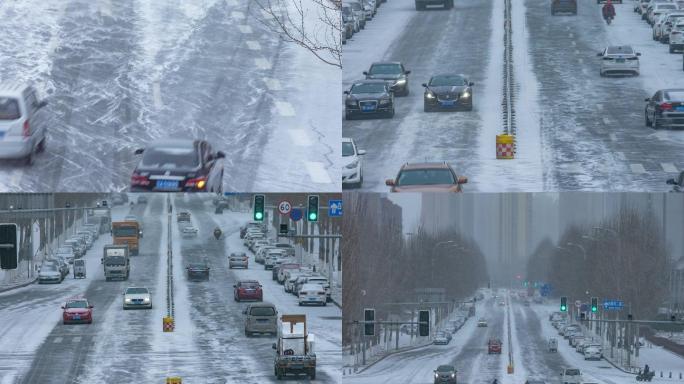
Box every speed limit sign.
[278,201,292,215]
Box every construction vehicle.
[102,244,130,281]
[272,314,316,380]
[112,220,140,255]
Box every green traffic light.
[561,305,567,311]
[255,212,263,220]
[591,306,597,312]
[308,212,317,221]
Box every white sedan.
[123,287,152,309]
[598,46,640,77]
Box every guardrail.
[502,0,517,148]
[165,195,175,330]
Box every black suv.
[551,0,577,15]
[434,365,457,384]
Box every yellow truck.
[112,221,140,256]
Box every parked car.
[645,89,684,129]
[433,332,450,345]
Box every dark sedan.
[645,89,684,129]
[423,74,474,112]
[130,139,225,192]
[363,62,411,96]
[186,262,210,280]
[433,365,457,384]
[345,80,395,120]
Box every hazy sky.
[387,193,421,234]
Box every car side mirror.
[421,83,428,88]
[469,82,475,86]
[357,149,366,155]
[645,98,650,102]
[242,309,247,314]
[233,285,237,288]
[215,151,226,159]
[385,179,395,186]
[458,176,468,184]
[362,71,369,76]
[272,343,277,350]
[61,306,65,309]
[405,70,411,75]
[134,148,144,155]
[343,90,350,95]
[90,305,94,308]
[637,52,641,56]
[667,178,676,185]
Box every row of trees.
[526,205,670,318]
[342,193,489,345]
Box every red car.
[488,338,502,354]
[234,280,263,302]
[62,298,94,324]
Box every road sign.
[602,300,624,310]
[575,300,582,308]
[278,201,292,215]
[290,208,303,221]
[580,304,588,312]
[540,284,551,297]
[329,200,343,217]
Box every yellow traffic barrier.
[166,377,182,384]
[507,364,514,374]
[496,134,515,159]
[163,316,174,332]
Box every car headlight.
[125,298,132,302]
[346,99,357,106]
[144,298,150,302]
[451,373,455,378]
[461,91,471,98]
[435,374,439,378]
[345,159,359,169]
[425,91,435,99]
[379,98,391,105]
[395,79,407,85]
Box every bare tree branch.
[254,0,342,68]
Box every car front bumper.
[342,165,362,185]
[424,95,472,110]
[38,276,61,284]
[123,300,152,309]
[346,101,393,118]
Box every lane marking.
[661,163,678,173]
[596,104,603,111]
[238,25,252,34]
[231,11,245,20]
[305,162,333,184]
[609,133,617,142]
[246,40,261,50]
[569,33,574,38]
[616,152,626,161]
[72,336,81,343]
[630,163,646,174]
[274,101,296,117]
[152,82,162,110]
[288,129,313,146]
[571,41,577,46]
[53,337,63,344]
[602,117,611,125]
[263,78,282,91]
[254,58,272,70]
[574,49,580,54]
[578,58,583,64]
[96,286,103,291]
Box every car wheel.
[645,110,652,127]
[653,113,661,129]
[24,150,34,166]
[388,107,395,118]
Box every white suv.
[342,137,366,188]
[0,83,48,165]
[670,21,684,52]
[561,368,583,384]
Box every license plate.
[616,58,625,63]
[73,315,80,320]
[156,179,179,189]
[291,364,303,369]
[257,319,269,323]
[308,297,318,301]
[440,100,456,107]
[362,105,376,112]
[676,106,684,111]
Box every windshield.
[397,169,456,186]
[57,247,73,254]
[437,365,454,372]
[41,265,58,272]
[0,97,20,120]
[350,82,386,94]
[189,263,207,269]
[113,227,137,237]
[141,146,199,168]
[369,64,402,75]
[343,142,355,157]
[105,256,126,266]
[250,307,276,316]
[126,288,148,294]
[429,75,466,86]
[66,301,89,309]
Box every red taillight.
[185,176,207,189]
[130,173,150,186]
[22,120,30,137]
[660,102,673,111]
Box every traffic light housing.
[279,224,288,236]
[671,315,677,322]
[591,297,598,313]
[628,314,633,321]
[419,310,430,337]
[560,296,568,312]
[364,309,375,336]
[580,312,586,321]
[0,223,18,270]
[253,194,265,221]
[307,195,319,222]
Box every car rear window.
[607,46,634,55]
[141,146,200,168]
[0,97,21,120]
[66,300,88,308]
[397,169,456,186]
[665,90,684,100]
[240,282,259,288]
[250,307,275,316]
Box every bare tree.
[254,0,342,68]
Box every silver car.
[598,46,640,76]
[123,287,152,309]
[243,302,278,336]
[0,83,49,165]
[38,264,63,284]
[229,252,249,269]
